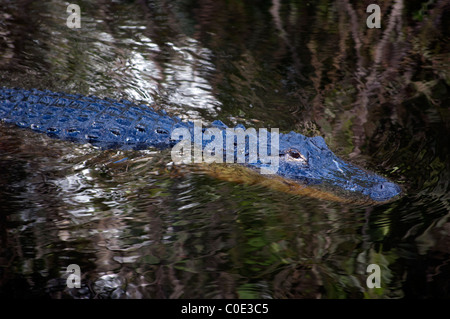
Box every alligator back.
[0,87,187,150]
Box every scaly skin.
[0,87,402,203]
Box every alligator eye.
[289,150,301,159]
[285,148,308,164]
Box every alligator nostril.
[370,182,401,201]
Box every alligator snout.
[370,181,402,202]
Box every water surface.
[0,0,449,298]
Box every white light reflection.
[112,25,222,115]
[162,38,221,115]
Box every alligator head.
[275,132,402,203]
[200,122,401,203]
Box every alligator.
[0,87,402,203]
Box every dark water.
[0,0,449,299]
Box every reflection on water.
[0,0,449,298]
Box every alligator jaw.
[201,162,400,205]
